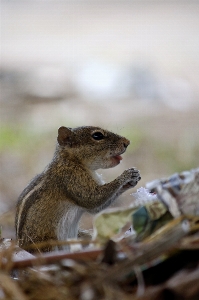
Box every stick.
[6,248,103,270]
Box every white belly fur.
[57,204,83,241]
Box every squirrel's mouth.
[111,150,125,163]
[110,148,126,165]
[113,155,123,162]
[110,154,123,166]
[113,147,126,158]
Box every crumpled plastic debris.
[93,205,138,242]
[94,168,199,243]
[146,167,199,217]
[93,188,171,242]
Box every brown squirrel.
[15,126,141,252]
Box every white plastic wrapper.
[146,168,199,217]
[131,187,158,207]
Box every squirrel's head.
[57,126,130,170]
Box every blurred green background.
[1,0,199,237]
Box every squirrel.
[15,126,141,252]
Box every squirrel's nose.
[123,139,130,148]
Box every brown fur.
[15,126,141,252]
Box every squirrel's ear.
[57,127,73,146]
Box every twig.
[22,238,98,252]
[7,248,103,270]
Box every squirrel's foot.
[121,168,141,189]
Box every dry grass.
[0,221,199,300]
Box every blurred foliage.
[0,125,42,152]
[0,124,56,168]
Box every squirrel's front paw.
[122,168,141,188]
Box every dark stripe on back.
[17,189,40,239]
[16,173,44,238]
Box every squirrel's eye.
[92,132,105,140]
